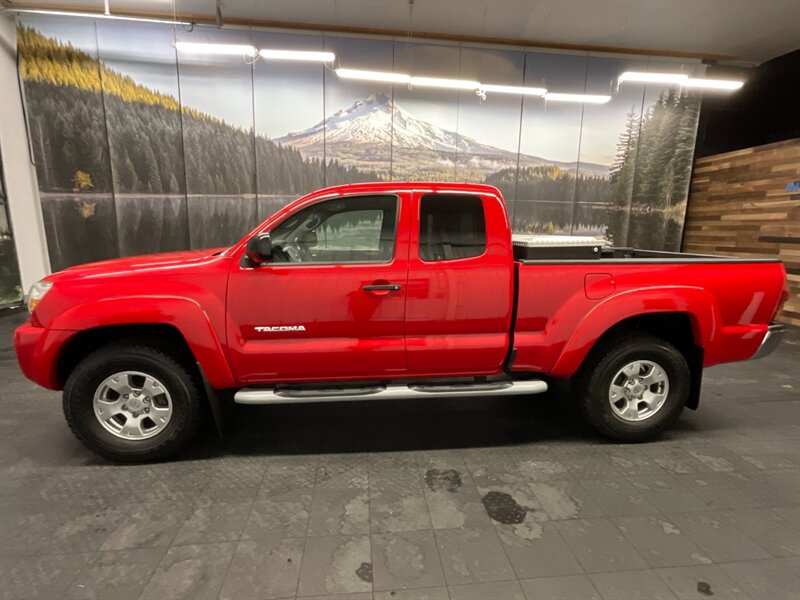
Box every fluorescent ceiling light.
[4,7,192,26]
[335,68,411,83]
[259,49,335,62]
[175,41,257,56]
[545,92,612,104]
[682,78,744,90]
[481,84,547,96]
[618,71,690,84]
[410,76,481,91]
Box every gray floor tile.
[519,574,602,600]
[555,518,649,573]
[590,570,678,599]
[724,507,800,557]
[496,520,582,579]
[371,530,445,591]
[476,483,549,525]
[64,547,166,600]
[242,489,312,540]
[613,515,712,568]
[672,472,764,510]
[528,479,605,521]
[515,459,571,481]
[101,502,193,551]
[0,553,94,600]
[668,511,771,563]
[449,579,526,600]
[720,559,800,600]
[297,534,372,597]
[423,467,492,529]
[628,474,712,513]
[370,481,432,534]
[139,542,236,600]
[308,486,370,536]
[218,537,304,600]
[315,464,368,490]
[579,478,660,517]
[604,449,666,477]
[172,501,251,546]
[435,526,515,585]
[374,588,448,600]
[656,564,751,599]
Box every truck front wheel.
[63,341,205,462]
[577,334,690,442]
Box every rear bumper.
[751,322,786,360]
[14,322,72,390]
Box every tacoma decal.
[254,325,307,332]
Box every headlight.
[27,280,53,314]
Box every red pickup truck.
[15,182,788,461]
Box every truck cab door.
[405,191,515,375]
[226,192,410,383]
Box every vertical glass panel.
[96,20,189,256]
[252,30,325,222]
[323,36,394,183]
[391,41,460,181]
[176,26,257,249]
[627,59,704,250]
[456,46,525,207]
[515,52,588,234]
[576,56,647,239]
[17,16,118,270]
[0,155,22,305]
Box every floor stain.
[425,469,463,492]
[481,491,528,524]
[355,562,372,583]
[697,580,714,596]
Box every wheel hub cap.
[608,360,669,422]
[93,371,173,440]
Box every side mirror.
[245,233,272,265]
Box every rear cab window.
[419,194,487,261]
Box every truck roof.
[309,181,504,198]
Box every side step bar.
[234,379,548,405]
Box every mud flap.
[197,362,226,437]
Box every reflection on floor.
[1,308,798,599]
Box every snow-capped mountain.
[276,93,609,178]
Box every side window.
[419,194,487,261]
[270,195,397,264]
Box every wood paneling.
[684,138,800,325]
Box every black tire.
[63,340,205,462]
[577,333,689,442]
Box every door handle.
[362,283,401,292]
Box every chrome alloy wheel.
[93,371,173,440]
[608,360,669,422]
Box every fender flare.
[549,285,721,377]
[49,296,237,389]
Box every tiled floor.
[1,307,799,600]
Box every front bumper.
[14,322,73,390]
[751,322,786,360]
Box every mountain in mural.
[277,93,610,180]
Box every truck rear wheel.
[63,341,205,462]
[577,333,689,442]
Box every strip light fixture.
[409,76,481,91]
[544,92,612,104]
[259,49,335,62]
[480,84,548,96]
[335,68,411,83]
[175,41,257,56]
[682,78,744,90]
[2,7,193,26]
[618,71,744,91]
[618,71,690,84]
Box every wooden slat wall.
[684,138,800,326]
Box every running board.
[234,379,548,405]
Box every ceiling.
[3,0,799,64]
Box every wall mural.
[17,16,703,271]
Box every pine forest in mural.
[17,19,702,271]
